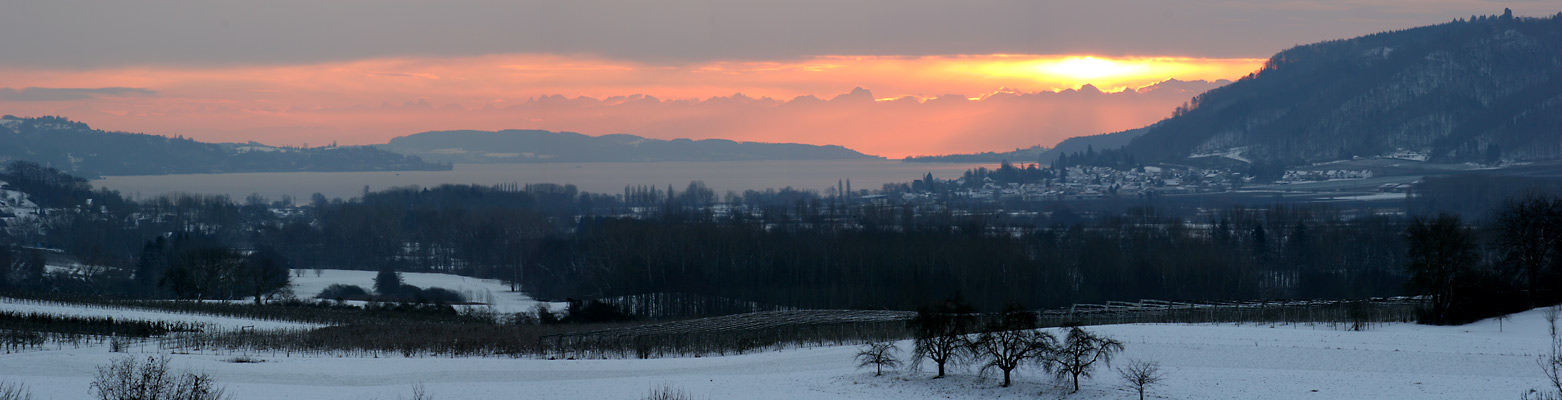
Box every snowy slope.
[0,307,1554,399]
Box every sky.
[0,0,1552,158]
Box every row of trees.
[1405,193,1562,324]
[904,299,1125,390]
[6,158,1561,322]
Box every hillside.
[1125,10,1562,166]
[381,129,882,163]
[904,125,1150,164]
[0,115,450,177]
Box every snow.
[0,305,1554,399]
[1189,147,1252,164]
[286,269,562,313]
[1334,192,1409,201]
[0,297,315,330]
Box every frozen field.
[0,304,1555,399]
[0,297,314,330]
[288,269,561,313]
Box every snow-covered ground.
[287,269,561,313]
[1332,192,1408,201]
[0,297,316,330]
[0,305,1555,399]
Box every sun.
[963,55,1191,90]
[1039,57,1146,80]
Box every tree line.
[4,160,1560,324]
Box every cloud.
[0,87,156,102]
[0,0,1534,68]
[5,81,1226,158]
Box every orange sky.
[0,54,1262,157]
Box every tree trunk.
[936,361,945,378]
[1002,368,1012,387]
[1072,373,1080,393]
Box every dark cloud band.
[0,87,157,102]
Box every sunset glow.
[0,53,1262,157]
[964,56,1258,91]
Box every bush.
[0,381,31,400]
[413,287,467,304]
[91,356,228,400]
[565,299,633,323]
[643,385,693,400]
[316,284,370,301]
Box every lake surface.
[93,160,1000,201]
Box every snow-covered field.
[0,297,315,330]
[0,302,1555,399]
[287,269,561,313]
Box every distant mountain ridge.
[380,129,883,163]
[0,115,450,177]
[1125,10,1562,166]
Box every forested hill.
[0,115,450,177]
[1126,10,1562,166]
[381,129,882,163]
[904,126,1149,164]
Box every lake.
[93,160,1001,201]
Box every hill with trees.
[904,125,1150,165]
[0,115,450,177]
[1124,10,1562,167]
[380,129,881,163]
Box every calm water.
[93,160,999,201]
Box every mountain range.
[0,115,449,177]
[379,130,882,164]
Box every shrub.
[414,287,467,304]
[316,284,370,301]
[91,356,228,400]
[643,385,693,400]
[0,381,31,400]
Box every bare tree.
[971,305,1055,387]
[1528,306,1561,400]
[908,297,976,378]
[856,342,902,376]
[1117,360,1166,400]
[1047,325,1125,393]
[1405,214,1478,324]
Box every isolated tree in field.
[240,247,291,304]
[374,268,404,297]
[1117,359,1165,400]
[1405,213,1479,324]
[1047,325,1125,393]
[855,342,902,376]
[971,305,1055,387]
[908,296,977,378]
